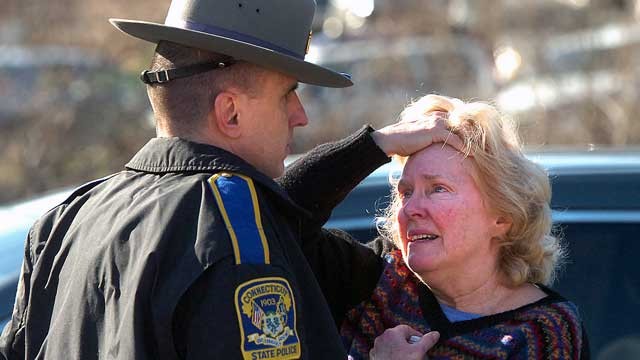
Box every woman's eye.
[399,189,412,199]
[433,185,449,193]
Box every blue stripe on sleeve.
[214,175,266,264]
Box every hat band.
[165,18,304,60]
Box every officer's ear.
[213,91,241,138]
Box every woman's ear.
[213,91,241,138]
[493,216,512,237]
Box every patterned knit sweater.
[340,249,589,359]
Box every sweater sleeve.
[277,126,391,327]
[278,125,390,229]
[302,230,389,327]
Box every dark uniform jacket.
[0,132,387,360]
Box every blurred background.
[1,0,640,202]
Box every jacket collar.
[126,137,310,218]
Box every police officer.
[0,0,450,358]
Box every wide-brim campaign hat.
[110,0,352,87]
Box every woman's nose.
[402,195,428,218]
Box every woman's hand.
[369,325,440,360]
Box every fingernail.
[408,335,422,344]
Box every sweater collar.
[126,137,310,218]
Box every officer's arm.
[302,228,385,327]
[278,125,389,230]
[0,224,36,360]
[279,115,462,229]
[172,258,248,359]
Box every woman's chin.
[405,251,438,276]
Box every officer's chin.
[273,165,285,179]
[265,162,285,179]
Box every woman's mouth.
[408,233,439,242]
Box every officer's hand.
[369,325,440,360]
[371,111,463,156]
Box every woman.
[281,94,588,359]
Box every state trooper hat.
[110,0,353,87]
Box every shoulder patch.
[235,277,301,360]
[208,172,270,265]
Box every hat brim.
[110,19,352,88]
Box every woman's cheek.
[396,211,409,254]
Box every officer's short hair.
[147,41,265,136]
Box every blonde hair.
[381,94,564,286]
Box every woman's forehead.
[406,144,465,167]
[401,145,475,181]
